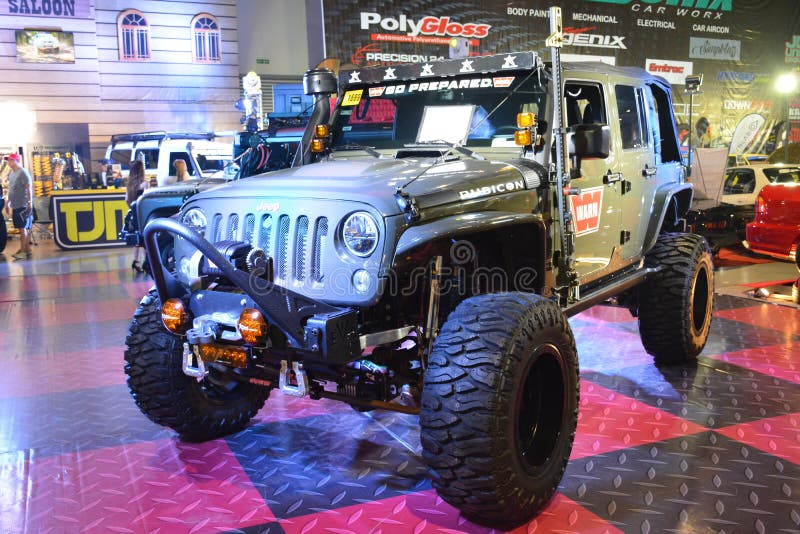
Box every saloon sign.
[4,0,92,18]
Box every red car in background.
[744,183,800,302]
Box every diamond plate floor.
[1,242,800,533]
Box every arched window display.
[118,9,150,61]
[191,14,221,63]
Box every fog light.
[517,112,535,128]
[515,129,532,146]
[353,269,372,293]
[311,138,326,153]
[179,256,191,277]
[162,298,190,334]
[315,124,329,137]
[238,308,269,345]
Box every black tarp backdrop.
[319,0,800,154]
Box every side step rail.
[564,267,659,317]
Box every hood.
[190,156,532,216]
[141,178,227,198]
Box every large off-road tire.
[638,232,714,364]
[124,290,269,441]
[421,292,579,529]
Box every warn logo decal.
[569,186,604,235]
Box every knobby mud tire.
[124,290,269,441]
[638,232,714,364]
[420,292,579,529]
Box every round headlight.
[342,211,379,257]
[182,208,207,235]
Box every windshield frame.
[330,56,548,155]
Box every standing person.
[4,154,33,259]
[126,159,148,273]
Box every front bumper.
[143,217,362,364]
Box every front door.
[565,78,621,280]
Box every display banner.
[15,30,74,63]
[51,192,128,250]
[321,0,800,156]
[728,113,766,155]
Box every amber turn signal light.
[198,344,248,368]
[517,112,535,128]
[238,308,269,345]
[315,124,330,137]
[514,129,533,146]
[310,138,326,153]
[161,298,190,334]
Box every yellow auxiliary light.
[311,138,326,153]
[315,124,330,137]
[198,344,248,368]
[161,298,190,334]
[238,308,269,345]
[514,129,533,146]
[517,112,535,128]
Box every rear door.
[617,82,663,260]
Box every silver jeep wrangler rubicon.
[125,10,712,529]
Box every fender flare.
[395,211,546,257]
[642,183,694,254]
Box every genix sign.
[645,58,694,85]
[563,27,626,49]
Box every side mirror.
[568,124,610,159]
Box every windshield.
[723,169,755,195]
[330,70,547,150]
[196,154,230,174]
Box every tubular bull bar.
[142,218,362,364]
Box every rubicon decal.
[360,12,491,39]
[569,186,604,236]
[459,180,525,200]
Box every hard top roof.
[110,131,216,144]
[561,61,669,85]
[337,52,669,91]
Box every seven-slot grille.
[208,211,329,283]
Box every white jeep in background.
[102,131,234,187]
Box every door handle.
[603,171,622,185]
[642,165,657,177]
